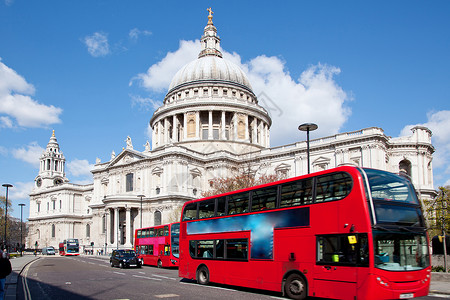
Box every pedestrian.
[0,249,12,299]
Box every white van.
[42,247,56,255]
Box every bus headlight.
[376,276,390,288]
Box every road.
[18,256,448,300]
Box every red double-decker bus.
[58,238,80,256]
[134,222,180,268]
[178,166,430,300]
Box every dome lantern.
[198,7,222,59]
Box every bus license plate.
[400,293,414,299]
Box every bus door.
[313,234,362,299]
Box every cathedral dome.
[168,9,252,93]
[168,55,252,92]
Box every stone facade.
[27,13,436,253]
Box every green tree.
[424,186,450,238]
[202,172,285,198]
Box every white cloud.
[0,146,7,156]
[10,181,34,201]
[83,32,110,57]
[66,159,94,177]
[12,142,44,168]
[129,28,152,41]
[0,116,13,128]
[0,59,62,128]
[400,110,450,186]
[131,40,199,92]
[132,40,351,145]
[130,94,162,111]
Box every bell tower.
[34,130,68,189]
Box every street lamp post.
[298,123,318,174]
[19,203,25,256]
[2,183,13,251]
[137,195,145,229]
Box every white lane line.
[132,275,162,281]
[179,281,238,292]
[113,271,126,275]
[152,274,177,280]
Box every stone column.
[208,110,213,139]
[164,118,169,144]
[173,114,178,142]
[125,207,132,247]
[183,113,188,140]
[114,207,119,247]
[196,111,200,139]
[221,111,226,140]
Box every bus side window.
[164,226,169,236]
[226,239,248,260]
[183,202,198,220]
[216,197,226,216]
[228,192,250,215]
[316,172,352,202]
[280,178,313,207]
[199,199,215,219]
[189,241,196,258]
[197,240,214,258]
[316,234,367,266]
[149,245,154,255]
[215,240,224,258]
[252,186,277,212]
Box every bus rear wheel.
[197,266,210,285]
[157,260,162,268]
[284,273,307,300]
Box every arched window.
[86,224,91,238]
[126,173,134,192]
[154,211,162,226]
[36,229,40,239]
[51,224,55,238]
[399,159,412,178]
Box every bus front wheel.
[284,273,307,300]
[157,260,162,268]
[196,266,210,285]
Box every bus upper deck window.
[183,202,198,220]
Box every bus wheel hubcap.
[290,279,303,295]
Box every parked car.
[110,249,142,268]
[42,247,56,255]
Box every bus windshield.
[374,232,429,271]
[171,223,180,258]
[363,168,424,227]
[364,168,419,204]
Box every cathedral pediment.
[108,149,146,167]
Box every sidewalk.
[3,254,450,299]
[4,253,39,300]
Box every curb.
[4,257,40,300]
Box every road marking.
[153,274,177,280]
[21,260,37,300]
[132,275,162,281]
[113,271,126,275]
[154,294,180,298]
[179,281,238,292]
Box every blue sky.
[1,1,449,220]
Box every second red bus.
[135,222,180,268]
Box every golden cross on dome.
[207,7,214,24]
